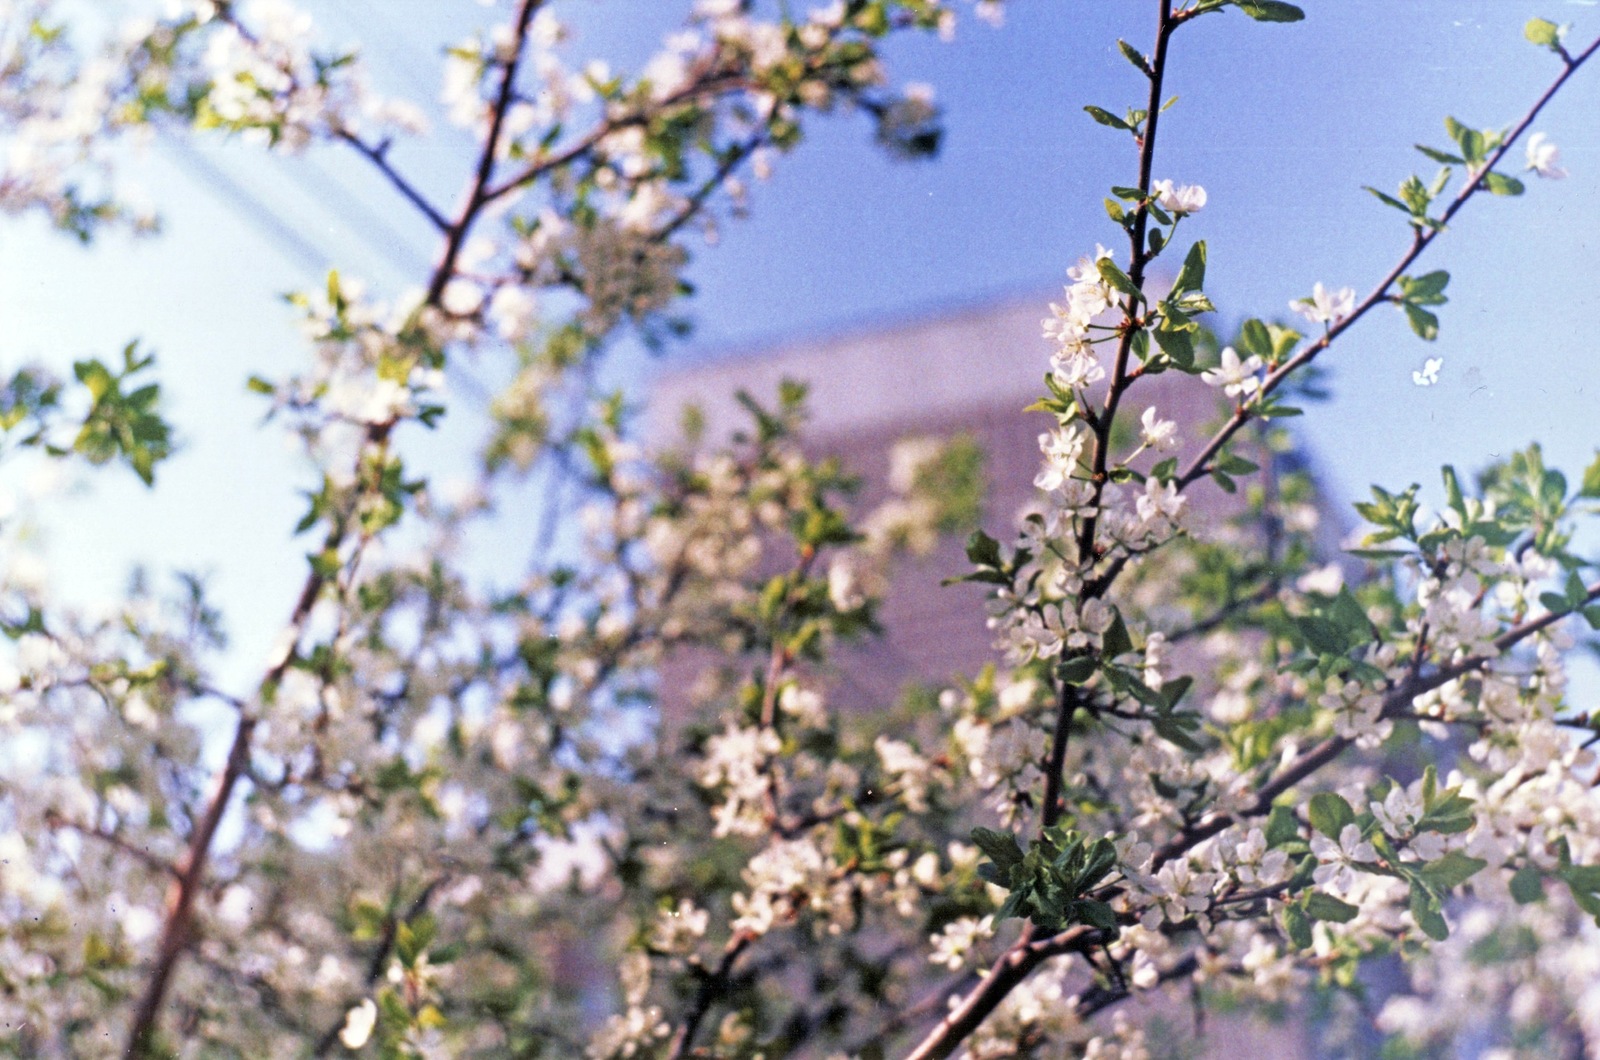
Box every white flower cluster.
[730,837,843,937]
[201,0,420,151]
[699,722,781,837]
[1042,245,1117,388]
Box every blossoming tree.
[3,0,1600,1057]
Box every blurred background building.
[646,292,1335,1056]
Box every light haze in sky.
[2,0,1598,689]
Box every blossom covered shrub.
[2,1,1600,1057]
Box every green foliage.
[1231,0,1305,22]
[973,826,1120,932]
[1394,270,1449,341]
[70,342,172,485]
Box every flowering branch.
[1179,30,1600,492]
[122,3,549,1052]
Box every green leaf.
[1074,898,1118,930]
[1283,902,1313,949]
[1152,324,1195,369]
[1232,0,1305,22]
[1558,862,1600,894]
[1364,186,1411,214]
[1442,464,1465,514]
[1525,17,1562,48]
[965,530,1002,570]
[1308,793,1356,838]
[1097,258,1142,300]
[1152,714,1204,753]
[1215,452,1260,476]
[1084,105,1131,131]
[1409,882,1450,940]
[1445,117,1485,164]
[971,827,1026,871]
[1237,318,1273,359]
[1305,891,1359,923]
[1415,144,1464,165]
[1419,851,1487,890]
[1510,862,1544,904]
[1102,612,1134,659]
[1482,171,1525,196]
[1058,655,1097,685]
[1399,174,1433,214]
[1173,240,1207,295]
[1403,303,1440,342]
[1117,39,1150,74]
[1266,804,1302,848]
[1580,452,1600,498]
[1565,569,1588,608]
[1399,270,1450,306]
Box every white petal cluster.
[1199,346,1262,398]
[1290,281,1356,326]
[1150,178,1207,215]
[698,723,781,837]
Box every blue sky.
[3,0,1599,682]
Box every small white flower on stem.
[928,914,995,970]
[1525,132,1567,179]
[339,998,378,1049]
[1310,823,1376,892]
[1139,406,1178,451]
[1200,346,1262,398]
[1136,477,1184,525]
[1371,784,1425,840]
[1034,425,1086,492]
[1151,178,1207,215]
[1291,282,1355,326]
[441,278,484,316]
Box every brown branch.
[425,0,547,305]
[335,130,450,233]
[122,5,551,1052]
[901,925,1104,1060]
[123,709,257,1056]
[1148,578,1600,868]
[43,811,180,881]
[1040,680,1084,830]
[666,930,756,1060]
[481,67,753,205]
[1075,0,1175,567]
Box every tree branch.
[1179,31,1600,492]
[122,4,551,1052]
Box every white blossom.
[1291,282,1356,326]
[1150,178,1207,215]
[1525,132,1567,179]
[1199,346,1262,398]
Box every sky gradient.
[2,0,1598,684]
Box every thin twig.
[335,130,451,233]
